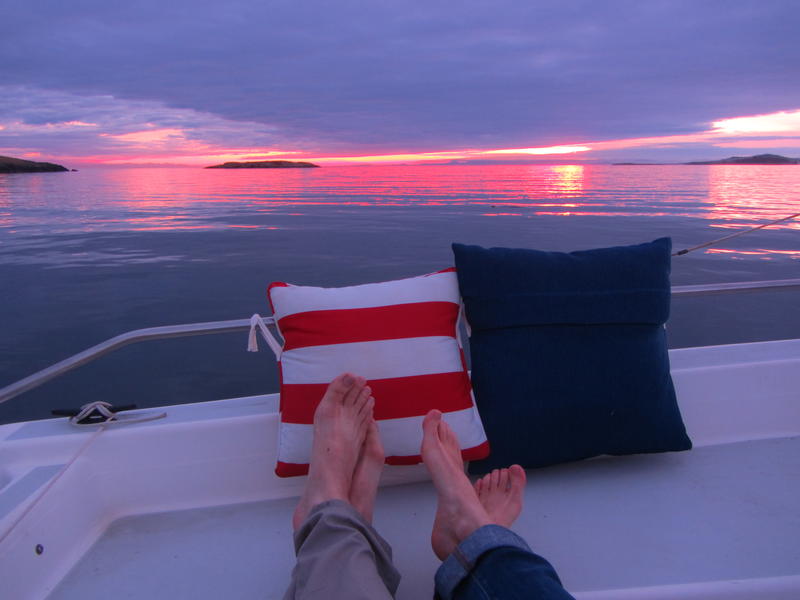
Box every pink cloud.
[711,110,800,136]
[2,83,799,166]
[713,138,800,149]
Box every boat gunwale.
[1,278,799,408]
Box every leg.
[421,410,575,600]
[284,374,399,600]
[285,500,400,600]
[436,526,576,600]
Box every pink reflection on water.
[128,225,212,231]
[93,164,598,222]
[705,166,800,230]
[706,248,800,259]
[2,164,799,240]
[534,211,677,217]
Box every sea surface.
[1,164,798,424]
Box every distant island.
[614,154,799,166]
[0,155,69,173]
[206,160,320,169]
[684,153,799,165]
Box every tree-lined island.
[0,156,69,173]
[205,160,320,169]
[615,154,800,166]
[685,153,800,165]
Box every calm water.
[1,164,798,424]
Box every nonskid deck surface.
[49,435,800,600]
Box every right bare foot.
[422,410,491,560]
[292,373,374,530]
[475,465,526,528]
[349,419,385,523]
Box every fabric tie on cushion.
[247,313,283,358]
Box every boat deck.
[47,435,800,600]
[1,338,799,599]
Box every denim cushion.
[452,238,691,474]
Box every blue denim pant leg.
[434,525,576,600]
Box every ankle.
[453,508,492,545]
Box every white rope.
[247,314,283,358]
[71,401,115,423]
[68,401,167,427]
[0,425,105,548]
[0,403,167,547]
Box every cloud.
[2,82,799,166]
[711,110,800,136]
[713,138,800,149]
[484,146,592,156]
[1,0,798,160]
[0,85,298,164]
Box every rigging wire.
[673,212,800,256]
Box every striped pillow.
[268,268,489,477]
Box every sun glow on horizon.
[304,144,593,166]
[484,145,592,155]
[5,104,800,167]
[711,110,800,136]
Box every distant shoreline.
[0,155,70,173]
[614,153,799,166]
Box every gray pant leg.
[283,499,401,600]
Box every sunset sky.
[1,0,798,166]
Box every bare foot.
[421,410,491,560]
[349,419,385,523]
[292,373,374,530]
[474,465,526,528]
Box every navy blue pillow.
[452,238,691,474]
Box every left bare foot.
[349,419,385,523]
[292,373,374,530]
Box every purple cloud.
[1,0,798,159]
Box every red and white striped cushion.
[268,268,489,477]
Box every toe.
[490,469,500,491]
[359,396,375,424]
[326,373,356,401]
[439,417,458,448]
[343,376,366,405]
[509,465,526,492]
[355,386,372,414]
[476,475,488,500]
[499,468,510,492]
[423,409,443,436]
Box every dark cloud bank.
[1,0,798,154]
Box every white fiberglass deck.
[1,339,799,599]
[46,436,800,600]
